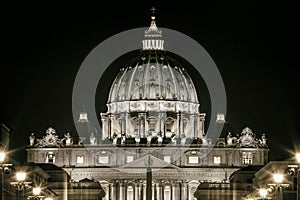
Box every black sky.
[0,1,299,163]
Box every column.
[101,118,106,140]
[138,113,142,138]
[152,184,155,200]
[145,113,149,137]
[160,113,166,137]
[180,114,184,137]
[103,184,110,200]
[111,181,117,200]
[110,115,115,136]
[158,113,162,134]
[121,114,125,135]
[135,181,141,200]
[193,114,198,139]
[177,113,180,136]
[181,181,188,200]
[190,115,195,139]
[199,113,205,139]
[125,113,130,137]
[156,181,163,200]
[139,113,146,138]
[143,182,147,200]
[108,117,111,139]
[120,181,126,200]
[172,181,180,200]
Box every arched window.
[164,185,171,200]
[127,185,134,200]
[187,181,200,200]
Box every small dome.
[75,110,98,143]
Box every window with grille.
[99,156,110,164]
[213,156,221,164]
[188,156,199,164]
[76,155,84,164]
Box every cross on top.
[151,7,156,14]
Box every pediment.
[120,154,179,169]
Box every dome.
[108,51,199,104]
[100,15,205,141]
[106,17,199,115]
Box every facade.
[26,14,269,200]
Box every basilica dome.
[101,15,205,140]
[108,51,199,104]
[106,16,199,116]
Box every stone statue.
[46,127,56,135]
[227,132,233,146]
[112,133,118,145]
[121,133,126,145]
[202,137,208,146]
[90,132,97,145]
[29,132,35,146]
[135,135,141,144]
[147,134,152,145]
[157,134,163,144]
[261,133,267,146]
[181,134,186,145]
[78,137,83,146]
[171,133,177,145]
[64,132,73,146]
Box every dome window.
[138,65,144,71]
[162,65,168,71]
[150,65,156,71]
[180,82,185,88]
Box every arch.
[188,180,200,200]
[126,185,134,200]
[99,180,111,200]
[162,181,172,200]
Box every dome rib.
[107,52,199,104]
[167,63,178,100]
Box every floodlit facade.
[27,14,269,200]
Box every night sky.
[1,2,299,163]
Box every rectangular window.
[213,156,221,164]
[99,156,110,164]
[164,156,172,163]
[188,156,199,164]
[76,155,84,164]
[126,155,134,163]
[242,152,253,165]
